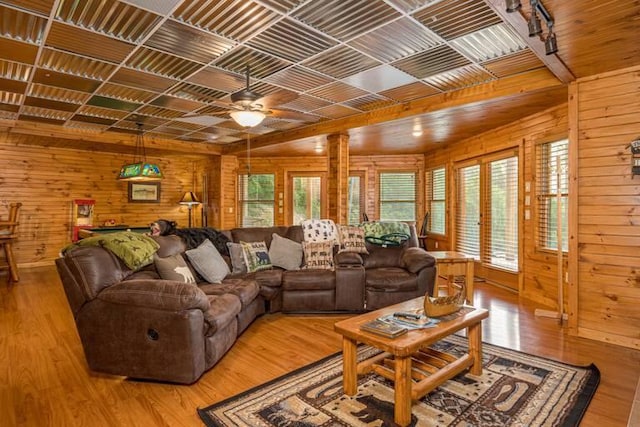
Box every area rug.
[198,335,599,426]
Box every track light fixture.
[507,0,558,56]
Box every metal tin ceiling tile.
[0,5,47,44]
[393,45,471,79]
[46,22,136,63]
[263,66,333,93]
[348,17,441,63]
[0,91,23,105]
[301,45,380,79]
[312,104,359,119]
[145,19,235,63]
[175,115,227,127]
[308,81,368,103]
[18,114,66,125]
[214,46,290,79]
[379,81,440,101]
[0,59,32,81]
[136,105,183,119]
[163,120,203,131]
[342,94,397,111]
[150,126,190,136]
[123,0,183,15]
[172,0,281,42]
[0,37,39,64]
[293,0,400,42]
[122,114,168,127]
[87,95,141,111]
[24,96,80,112]
[0,104,19,114]
[0,77,28,94]
[343,65,417,93]
[65,120,109,132]
[1,0,56,15]
[109,68,177,92]
[28,84,90,103]
[482,49,545,78]
[55,0,161,43]
[150,95,205,112]
[256,0,305,14]
[263,119,304,130]
[412,0,501,40]
[21,105,74,120]
[384,0,440,13]
[77,105,130,120]
[126,47,203,79]
[450,23,527,63]
[168,82,227,103]
[423,64,495,91]
[71,114,117,125]
[187,66,244,92]
[96,83,157,103]
[38,49,116,80]
[247,17,337,63]
[279,94,330,112]
[32,68,102,92]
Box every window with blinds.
[379,172,416,221]
[426,167,446,235]
[485,156,518,271]
[238,174,274,227]
[456,165,480,259]
[536,139,568,252]
[292,175,322,224]
[348,173,365,225]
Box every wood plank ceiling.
[0,0,637,156]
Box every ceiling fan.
[182,65,319,128]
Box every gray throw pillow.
[269,233,303,271]
[227,242,247,274]
[185,239,230,284]
[154,253,196,284]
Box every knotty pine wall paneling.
[571,65,640,349]
[0,132,211,267]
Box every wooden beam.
[484,0,575,83]
[222,68,565,155]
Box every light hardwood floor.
[2,266,639,426]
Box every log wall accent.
[571,65,640,349]
[327,133,349,224]
[0,132,211,267]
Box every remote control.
[393,312,422,320]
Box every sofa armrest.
[401,247,436,274]
[98,279,210,312]
[334,251,364,266]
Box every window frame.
[237,173,275,227]
[288,171,327,225]
[348,170,367,224]
[377,170,417,222]
[426,166,446,236]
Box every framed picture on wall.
[128,182,161,203]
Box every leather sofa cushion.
[239,269,283,288]
[366,267,418,292]
[152,235,186,258]
[63,246,129,299]
[364,245,405,269]
[230,225,304,248]
[205,294,241,334]
[282,270,335,291]
[199,278,259,308]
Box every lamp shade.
[179,191,201,206]
[118,162,162,181]
[229,110,266,127]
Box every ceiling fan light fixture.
[230,110,266,128]
[506,0,521,12]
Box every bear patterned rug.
[198,335,599,427]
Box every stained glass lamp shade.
[117,123,163,181]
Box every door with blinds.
[455,150,520,289]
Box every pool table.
[77,225,151,240]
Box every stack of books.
[360,312,437,338]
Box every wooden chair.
[0,202,22,283]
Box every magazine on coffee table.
[380,313,440,330]
[360,318,408,338]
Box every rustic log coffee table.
[334,297,489,427]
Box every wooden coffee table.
[334,297,489,427]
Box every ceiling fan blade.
[256,89,299,108]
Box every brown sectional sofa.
[56,223,435,384]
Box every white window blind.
[536,139,568,252]
[292,175,321,224]
[379,172,416,221]
[456,165,480,259]
[426,167,446,235]
[484,156,519,271]
[347,174,364,225]
[238,174,274,227]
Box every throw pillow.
[69,231,159,270]
[269,233,303,270]
[302,241,335,270]
[241,241,272,273]
[154,253,196,284]
[338,225,369,254]
[227,242,247,274]
[300,219,338,243]
[185,239,230,284]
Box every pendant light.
[117,123,163,181]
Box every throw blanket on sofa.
[362,221,411,246]
[171,227,230,255]
[63,231,159,270]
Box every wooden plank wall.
[424,104,569,301]
[0,132,211,267]
[572,65,640,349]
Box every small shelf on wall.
[630,138,640,178]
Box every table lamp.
[179,192,201,228]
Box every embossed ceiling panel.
[173,0,280,41]
[0,0,632,155]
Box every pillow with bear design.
[302,241,334,270]
[240,241,272,273]
[300,219,338,243]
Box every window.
[379,172,416,221]
[348,172,366,224]
[537,139,568,252]
[290,173,325,224]
[456,165,480,259]
[238,174,274,227]
[426,167,446,234]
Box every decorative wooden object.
[424,282,465,317]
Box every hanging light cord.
[246,130,251,176]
